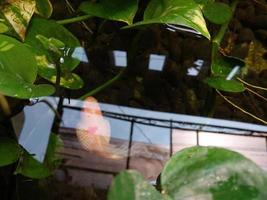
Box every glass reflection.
[148,54,166,71]
[76,97,128,159]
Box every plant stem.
[79,69,125,100]
[205,0,239,117]
[57,15,91,25]
[211,0,239,69]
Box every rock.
[193,39,211,60]
[231,43,249,59]
[248,15,267,29]
[229,18,243,32]
[235,8,248,21]
[255,29,267,47]
[237,28,255,43]
[162,60,182,87]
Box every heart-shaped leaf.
[203,2,232,24]
[0,137,21,167]
[0,0,36,40]
[204,77,245,92]
[35,0,53,18]
[79,0,138,25]
[127,0,210,40]
[161,146,267,200]
[108,170,164,200]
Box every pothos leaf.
[79,0,138,25]
[35,0,53,18]
[0,137,21,167]
[0,0,36,41]
[203,2,232,24]
[126,0,210,40]
[204,77,245,92]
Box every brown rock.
[237,28,255,43]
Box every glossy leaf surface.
[0,138,21,167]
[0,72,55,98]
[204,77,245,92]
[108,170,163,200]
[26,18,80,72]
[35,0,53,18]
[0,34,37,83]
[25,18,83,89]
[203,2,232,24]
[79,0,138,25]
[0,0,35,40]
[37,64,84,89]
[128,0,210,39]
[161,146,267,200]
[212,56,245,76]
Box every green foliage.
[0,34,55,98]
[109,147,267,200]
[127,0,210,40]
[35,0,53,18]
[15,133,63,179]
[0,0,36,40]
[204,77,245,92]
[79,0,138,25]
[203,2,232,24]
[25,18,83,89]
[108,170,164,200]
[0,137,21,167]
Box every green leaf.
[16,133,62,179]
[79,0,138,25]
[161,146,267,200]
[0,137,21,167]
[0,34,54,98]
[204,77,245,92]
[108,170,163,200]
[26,17,80,71]
[36,61,84,89]
[0,22,9,33]
[25,18,83,89]
[127,0,210,40]
[0,0,36,40]
[203,2,232,24]
[15,151,51,179]
[212,56,245,76]
[0,34,37,83]
[0,71,55,99]
[35,0,53,18]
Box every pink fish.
[76,97,127,159]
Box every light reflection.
[76,97,128,159]
[226,66,240,80]
[71,47,89,63]
[148,54,166,71]
[187,59,204,76]
[112,50,127,67]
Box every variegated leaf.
[0,0,36,40]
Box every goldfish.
[76,97,127,159]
